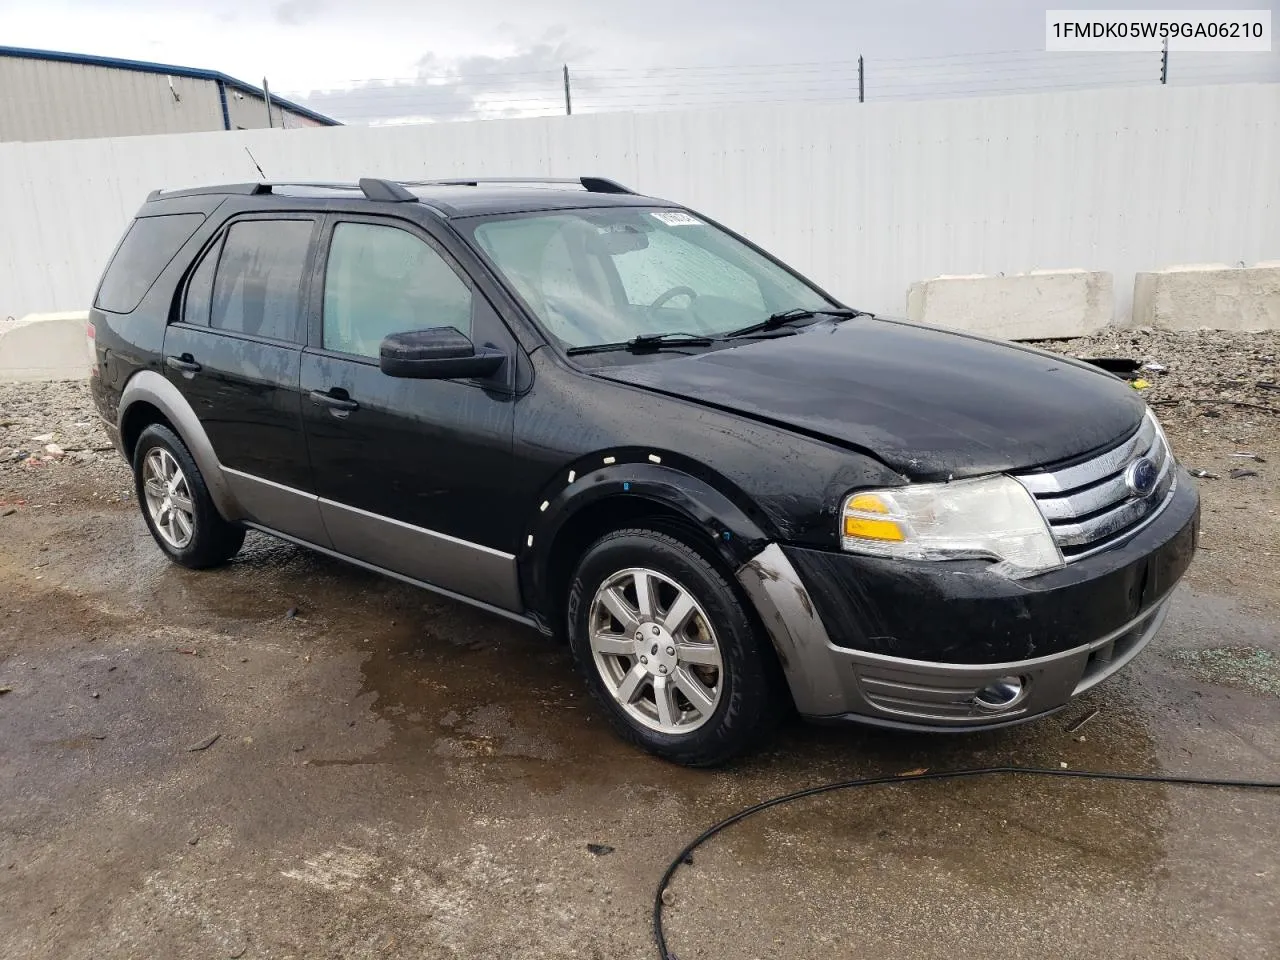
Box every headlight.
[840,475,1062,576]
[1147,406,1173,458]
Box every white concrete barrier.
[0,311,92,383]
[905,270,1113,340]
[1133,262,1280,332]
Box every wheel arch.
[120,399,173,462]
[520,457,775,636]
[117,370,242,520]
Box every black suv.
[89,176,1199,765]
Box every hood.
[591,318,1147,481]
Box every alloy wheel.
[142,447,195,549]
[587,567,724,734]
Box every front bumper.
[737,466,1199,730]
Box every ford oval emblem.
[1125,457,1159,498]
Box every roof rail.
[407,176,635,195]
[146,183,270,201]
[259,179,416,201]
[147,179,419,203]
[144,175,630,204]
[266,181,360,192]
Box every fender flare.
[519,459,774,626]
[118,370,243,521]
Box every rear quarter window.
[95,213,206,314]
[181,235,223,326]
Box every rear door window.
[211,220,314,343]
[95,213,205,314]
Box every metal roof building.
[0,46,338,142]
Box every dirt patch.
[1171,647,1280,698]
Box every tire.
[567,527,781,766]
[132,423,245,569]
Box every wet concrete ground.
[1,500,1278,960]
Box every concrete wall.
[907,271,1112,340]
[0,83,1277,326]
[0,311,91,382]
[1134,263,1280,332]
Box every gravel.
[1030,328,1280,436]
[0,379,132,509]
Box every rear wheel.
[567,527,780,766]
[133,424,244,569]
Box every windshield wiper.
[566,332,720,357]
[723,307,862,339]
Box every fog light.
[974,676,1027,712]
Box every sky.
[2,0,1277,122]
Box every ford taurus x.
[89,176,1199,765]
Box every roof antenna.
[244,146,266,179]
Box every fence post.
[1160,40,1168,84]
[263,77,274,127]
[858,55,865,102]
[563,64,573,115]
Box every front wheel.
[567,527,781,766]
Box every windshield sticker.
[650,211,702,227]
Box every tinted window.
[181,236,222,326]
[323,222,472,359]
[95,213,205,314]
[211,220,313,342]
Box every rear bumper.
[736,467,1199,730]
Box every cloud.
[274,0,323,27]
[258,0,1280,121]
[292,30,596,124]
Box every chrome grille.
[1016,412,1176,560]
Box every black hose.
[653,765,1280,960]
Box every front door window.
[322,222,472,359]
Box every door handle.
[165,354,202,375]
[309,389,359,412]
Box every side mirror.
[379,327,505,380]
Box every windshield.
[464,207,836,349]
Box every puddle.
[47,515,1192,809]
[346,602,619,774]
[5,505,1239,840]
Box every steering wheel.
[650,286,699,310]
